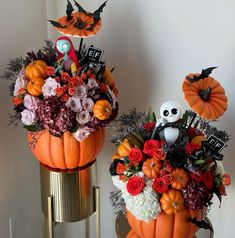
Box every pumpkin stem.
[172,202,178,209]
[199,87,212,101]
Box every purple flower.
[23,94,41,111]
[21,109,38,125]
[42,77,60,97]
[75,84,87,99]
[87,78,98,89]
[76,111,91,125]
[66,97,82,112]
[82,98,94,112]
[73,126,94,142]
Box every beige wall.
[1,0,235,237]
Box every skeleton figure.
[157,101,182,145]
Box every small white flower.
[42,77,60,97]
[73,126,94,142]
[112,176,126,191]
[76,111,91,125]
[14,68,27,96]
[216,161,225,175]
[87,78,98,89]
[66,97,82,112]
[75,84,87,99]
[23,94,41,111]
[21,109,38,126]
[82,98,94,112]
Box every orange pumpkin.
[191,135,206,146]
[126,230,141,238]
[142,158,162,179]
[160,189,184,215]
[25,60,47,80]
[28,127,105,169]
[117,138,131,157]
[127,208,203,238]
[182,74,227,120]
[93,99,112,120]
[171,168,189,190]
[27,77,45,96]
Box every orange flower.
[12,97,23,105]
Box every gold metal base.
[40,163,100,238]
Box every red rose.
[129,148,143,164]
[68,87,76,96]
[18,88,27,95]
[81,73,87,80]
[116,163,125,175]
[223,173,231,186]
[218,185,226,195]
[162,174,173,185]
[144,122,156,131]
[154,149,166,160]
[119,175,128,182]
[60,93,70,102]
[12,96,23,105]
[55,87,64,97]
[190,171,204,182]
[45,66,55,76]
[100,83,108,93]
[143,140,161,157]
[69,76,83,86]
[61,72,70,82]
[185,143,201,155]
[152,178,168,193]
[54,76,60,83]
[160,170,167,176]
[126,176,145,196]
[203,171,214,189]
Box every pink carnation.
[23,94,41,111]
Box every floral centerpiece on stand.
[109,68,231,238]
[3,1,118,170]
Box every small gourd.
[27,77,45,96]
[93,99,112,120]
[142,158,162,179]
[171,168,189,190]
[25,60,47,80]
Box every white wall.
[1,0,235,237]
[0,0,47,237]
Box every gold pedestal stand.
[40,162,100,238]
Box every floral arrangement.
[109,68,231,232]
[3,39,118,142]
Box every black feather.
[48,20,66,28]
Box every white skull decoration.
[160,101,182,123]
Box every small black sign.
[86,47,104,62]
[208,135,226,153]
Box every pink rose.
[23,94,41,111]
[73,126,94,142]
[82,98,94,112]
[87,78,98,89]
[75,84,87,99]
[76,111,91,125]
[66,97,82,112]
[14,68,27,96]
[42,77,60,97]
[21,109,38,126]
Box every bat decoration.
[49,1,107,37]
[199,67,217,80]
[190,218,214,232]
[73,0,87,14]
[48,20,66,29]
[66,0,74,20]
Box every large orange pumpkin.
[127,208,203,238]
[25,60,47,80]
[126,230,141,238]
[28,127,105,169]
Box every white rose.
[73,126,94,142]
[87,78,99,89]
[66,97,82,112]
[21,109,38,126]
[14,68,27,96]
[23,94,41,111]
[42,77,60,97]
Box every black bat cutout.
[199,67,217,79]
[74,0,87,14]
[66,0,74,20]
[190,218,214,232]
[93,1,107,20]
[48,20,66,28]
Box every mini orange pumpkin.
[171,168,189,190]
[191,135,206,146]
[142,158,162,178]
[103,68,115,88]
[127,208,203,238]
[25,60,47,80]
[28,127,105,169]
[27,77,45,96]
[93,99,112,120]
[182,73,227,120]
[160,189,184,215]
